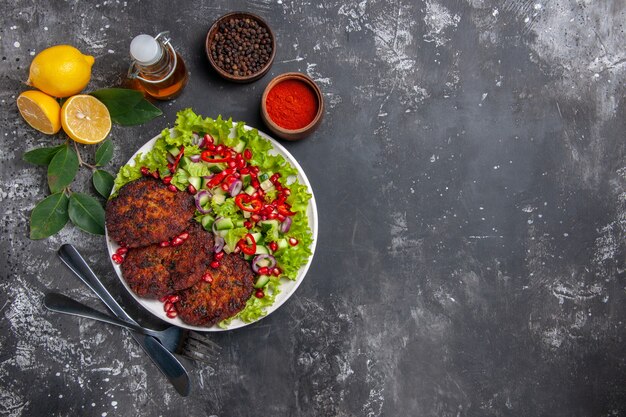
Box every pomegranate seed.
[228,160,237,168]
[289,237,299,246]
[164,301,172,312]
[202,272,213,282]
[243,149,252,160]
[210,260,220,269]
[151,171,160,179]
[169,295,180,303]
[234,172,241,179]
[207,143,216,151]
[116,247,128,255]
[268,242,278,252]
[270,173,281,183]
[159,240,171,247]
[118,241,127,248]
[240,167,250,175]
[267,212,277,220]
[168,184,178,192]
[271,267,281,277]
[236,159,246,169]
[276,214,286,222]
[178,232,189,240]
[283,189,291,196]
[249,171,257,179]
[204,134,214,144]
[187,184,197,194]
[216,145,224,153]
[215,251,224,260]
[244,221,253,229]
[233,245,241,254]
[275,184,283,191]
[221,182,230,191]
[255,289,265,298]
[257,189,265,198]
[171,237,184,246]
[163,176,172,185]
[224,167,236,175]
[159,295,169,302]
[140,167,149,176]
[111,254,123,264]
[166,310,178,319]
[258,266,270,276]
[251,166,259,174]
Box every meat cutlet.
[121,223,214,298]
[175,253,255,326]
[106,177,195,248]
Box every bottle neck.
[135,43,175,81]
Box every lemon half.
[61,95,111,145]
[17,90,62,134]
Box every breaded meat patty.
[106,177,195,248]
[121,223,214,298]
[175,253,254,326]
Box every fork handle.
[44,292,148,335]
[58,244,137,325]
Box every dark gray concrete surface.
[1,1,625,416]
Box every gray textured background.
[1,1,625,416]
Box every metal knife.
[57,244,191,397]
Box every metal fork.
[44,292,220,364]
[57,244,220,365]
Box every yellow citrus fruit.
[27,45,95,98]
[16,90,62,134]
[61,95,111,144]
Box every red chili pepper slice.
[171,146,185,173]
[276,203,296,216]
[237,233,257,255]
[235,194,263,213]
[201,150,231,164]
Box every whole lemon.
[28,45,95,98]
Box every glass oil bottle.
[128,32,188,100]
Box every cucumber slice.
[258,173,269,182]
[255,245,269,255]
[260,179,274,191]
[201,214,215,230]
[250,232,262,243]
[212,194,226,205]
[168,146,181,157]
[241,173,251,187]
[244,185,256,196]
[277,238,289,250]
[232,140,246,153]
[214,217,234,230]
[188,176,202,191]
[258,220,279,233]
[254,275,270,288]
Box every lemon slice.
[61,95,111,144]
[17,90,62,134]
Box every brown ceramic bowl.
[205,12,276,83]
[261,73,324,141]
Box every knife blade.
[57,243,191,397]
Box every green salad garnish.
[113,109,313,326]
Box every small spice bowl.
[261,72,324,141]
[205,12,276,83]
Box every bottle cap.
[130,34,162,65]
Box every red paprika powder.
[265,79,318,130]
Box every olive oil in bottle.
[128,32,188,100]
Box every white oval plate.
[106,126,318,331]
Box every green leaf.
[90,88,162,126]
[23,144,66,166]
[29,192,69,239]
[47,145,79,193]
[92,170,114,198]
[68,192,105,235]
[95,139,113,166]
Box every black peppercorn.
[211,16,272,77]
